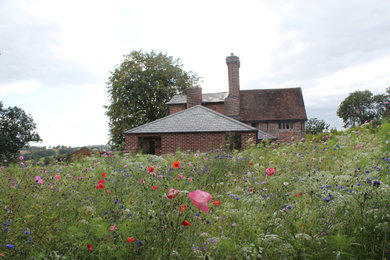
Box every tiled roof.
[166,92,227,105]
[240,88,307,121]
[125,105,257,134]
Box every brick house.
[125,54,307,154]
[125,105,259,155]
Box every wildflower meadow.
[1,121,389,259]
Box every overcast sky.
[1,0,389,147]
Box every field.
[1,122,389,259]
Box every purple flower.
[6,244,15,249]
[373,180,381,187]
[232,222,237,226]
[286,205,292,212]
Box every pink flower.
[188,190,212,212]
[54,174,61,180]
[266,168,275,176]
[109,225,117,232]
[34,176,44,184]
[19,156,24,160]
[178,174,184,179]
[166,188,179,199]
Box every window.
[278,121,294,130]
[225,133,241,151]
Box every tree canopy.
[305,118,330,135]
[337,89,389,127]
[106,50,199,148]
[0,101,42,161]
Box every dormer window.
[279,121,294,130]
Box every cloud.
[0,1,96,86]
[260,0,390,84]
[0,80,42,96]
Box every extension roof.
[124,105,258,134]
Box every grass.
[1,121,389,259]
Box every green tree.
[305,118,330,135]
[383,86,390,118]
[0,101,42,161]
[336,90,388,127]
[106,50,199,148]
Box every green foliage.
[0,101,41,161]
[106,50,199,149]
[337,89,389,127]
[0,122,389,258]
[305,117,330,134]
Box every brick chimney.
[224,53,240,118]
[187,85,202,108]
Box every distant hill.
[19,145,112,162]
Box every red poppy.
[249,163,253,166]
[152,185,158,190]
[172,161,180,169]
[266,168,275,176]
[98,179,105,184]
[295,193,302,197]
[249,188,254,193]
[213,199,221,205]
[96,184,105,189]
[102,172,106,178]
[87,244,93,252]
[181,220,191,226]
[178,174,184,179]
[180,205,188,212]
[148,167,154,173]
[127,237,135,243]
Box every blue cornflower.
[137,240,143,247]
[373,180,381,187]
[357,167,361,171]
[357,183,362,186]
[286,205,292,211]
[235,197,240,200]
[24,230,31,235]
[5,227,9,233]
[114,200,118,204]
[210,238,216,243]
[6,244,15,249]
[365,170,370,173]
[262,195,267,199]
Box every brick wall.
[125,131,257,155]
[203,103,225,114]
[169,104,186,114]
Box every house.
[69,147,92,162]
[125,54,307,155]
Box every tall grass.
[1,121,389,258]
